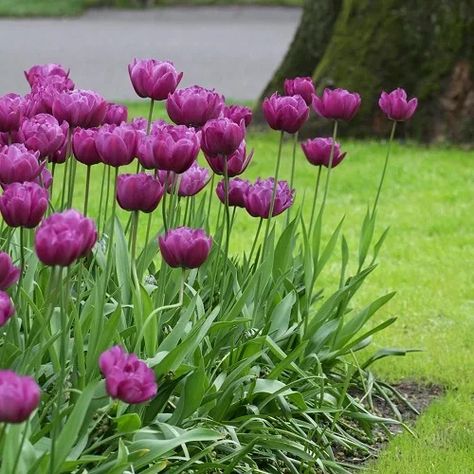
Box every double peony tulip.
[301,137,346,168]
[244,178,294,218]
[0,93,24,133]
[0,144,43,185]
[95,124,137,167]
[204,140,253,177]
[284,77,316,106]
[312,88,361,121]
[378,88,418,122]
[116,173,164,213]
[216,177,250,208]
[200,118,245,158]
[263,93,309,134]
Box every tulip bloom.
[204,140,253,177]
[0,144,42,184]
[222,104,252,127]
[301,137,346,168]
[95,124,137,167]
[244,178,294,218]
[52,90,107,128]
[25,63,73,89]
[0,94,24,133]
[312,88,361,121]
[0,252,20,290]
[167,85,224,128]
[0,370,40,423]
[200,118,245,158]
[24,76,72,118]
[284,77,316,106]
[216,177,250,208]
[116,173,164,213]
[0,291,14,327]
[159,227,212,269]
[137,125,199,173]
[263,93,309,134]
[72,128,101,166]
[379,88,418,122]
[99,346,157,404]
[36,168,53,189]
[164,162,210,197]
[0,182,48,228]
[19,113,68,158]
[103,103,128,125]
[35,210,97,266]
[129,59,183,101]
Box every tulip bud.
[35,210,97,266]
[99,346,157,404]
[284,77,316,106]
[301,137,346,168]
[0,182,48,228]
[200,118,245,158]
[129,59,183,101]
[0,370,40,423]
[25,63,73,89]
[312,88,361,121]
[378,88,418,122]
[158,227,212,269]
[103,103,128,125]
[167,85,224,128]
[36,168,53,189]
[263,93,309,134]
[222,104,252,127]
[0,144,42,184]
[216,177,250,208]
[116,173,164,213]
[72,128,101,166]
[204,140,253,177]
[0,291,14,327]
[167,162,210,197]
[95,124,137,167]
[0,94,24,133]
[0,252,20,290]
[244,178,294,218]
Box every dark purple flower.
[0,94,24,133]
[167,85,224,128]
[200,118,245,157]
[159,227,212,269]
[116,173,164,213]
[35,210,97,266]
[95,124,137,167]
[216,177,250,208]
[378,88,418,122]
[0,291,14,327]
[0,370,40,423]
[99,346,157,404]
[103,103,128,125]
[163,162,210,197]
[204,140,253,177]
[312,88,361,121]
[0,182,48,228]
[130,116,148,131]
[0,144,42,184]
[244,178,294,218]
[35,167,53,189]
[25,63,74,90]
[284,77,316,106]
[263,93,309,134]
[222,104,252,127]
[0,252,20,290]
[301,137,346,168]
[129,59,183,101]
[72,128,101,166]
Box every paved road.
[0,7,301,101]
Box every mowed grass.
[55,101,474,473]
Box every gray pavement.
[0,6,301,101]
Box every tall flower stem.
[206,173,215,230]
[308,166,323,234]
[106,167,119,269]
[248,217,263,266]
[65,129,76,208]
[146,99,155,135]
[161,171,170,232]
[83,165,91,217]
[60,159,69,210]
[262,131,284,259]
[287,132,298,225]
[102,166,111,234]
[16,227,28,335]
[372,120,397,217]
[223,159,231,267]
[50,163,56,203]
[131,211,140,263]
[97,165,107,232]
[11,420,30,474]
[320,120,339,213]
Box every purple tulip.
[200,118,245,158]
[0,182,48,228]
[284,77,316,106]
[0,252,20,290]
[167,85,225,128]
[0,291,14,327]
[244,178,294,218]
[52,90,107,128]
[312,88,361,121]
[72,128,101,166]
[158,162,210,197]
[129,59,183,101]
[0,370,40,423]
[0,94,24,133]
[137,124,200,173]
[103,103,128,125]
[216,177,250,208]
[263,93,309,134]
[49,138,68,164]
[204,140,253,177]
[116,173,164,213]
[301,137,346,168]
[35,210,97,266]
[222,104,252,127]
[99,346,157,404]
[159,227,212,269]
[130,116,148,131]
[24,76,71,118]
[19,113,68,158]
[0,144,42,184]
[96,124,137,167]
[379,88,418,122]
[35,167,53,189]
[25,63,74,89]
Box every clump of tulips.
[0,59,418,473]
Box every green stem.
[248,217,263,267]
[60,159,69,210]
[97,165,107,232]
[206,173,216,230]
[320,120,339,211]
[372,120,397,217]
[223,159,231,267]
[146,99,155,135]
[161,171,169,232]
[131,211,139,263]
[308,166,323,234]
[183,196,191,227]
[103,166,111,235]
[16,227,28,335]
[287,132,298,224]
[50,162,56,204]
[11,420,29,474]
[83,165,91,216]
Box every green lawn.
[58,100,474,473]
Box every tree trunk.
[257,0,474,143]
